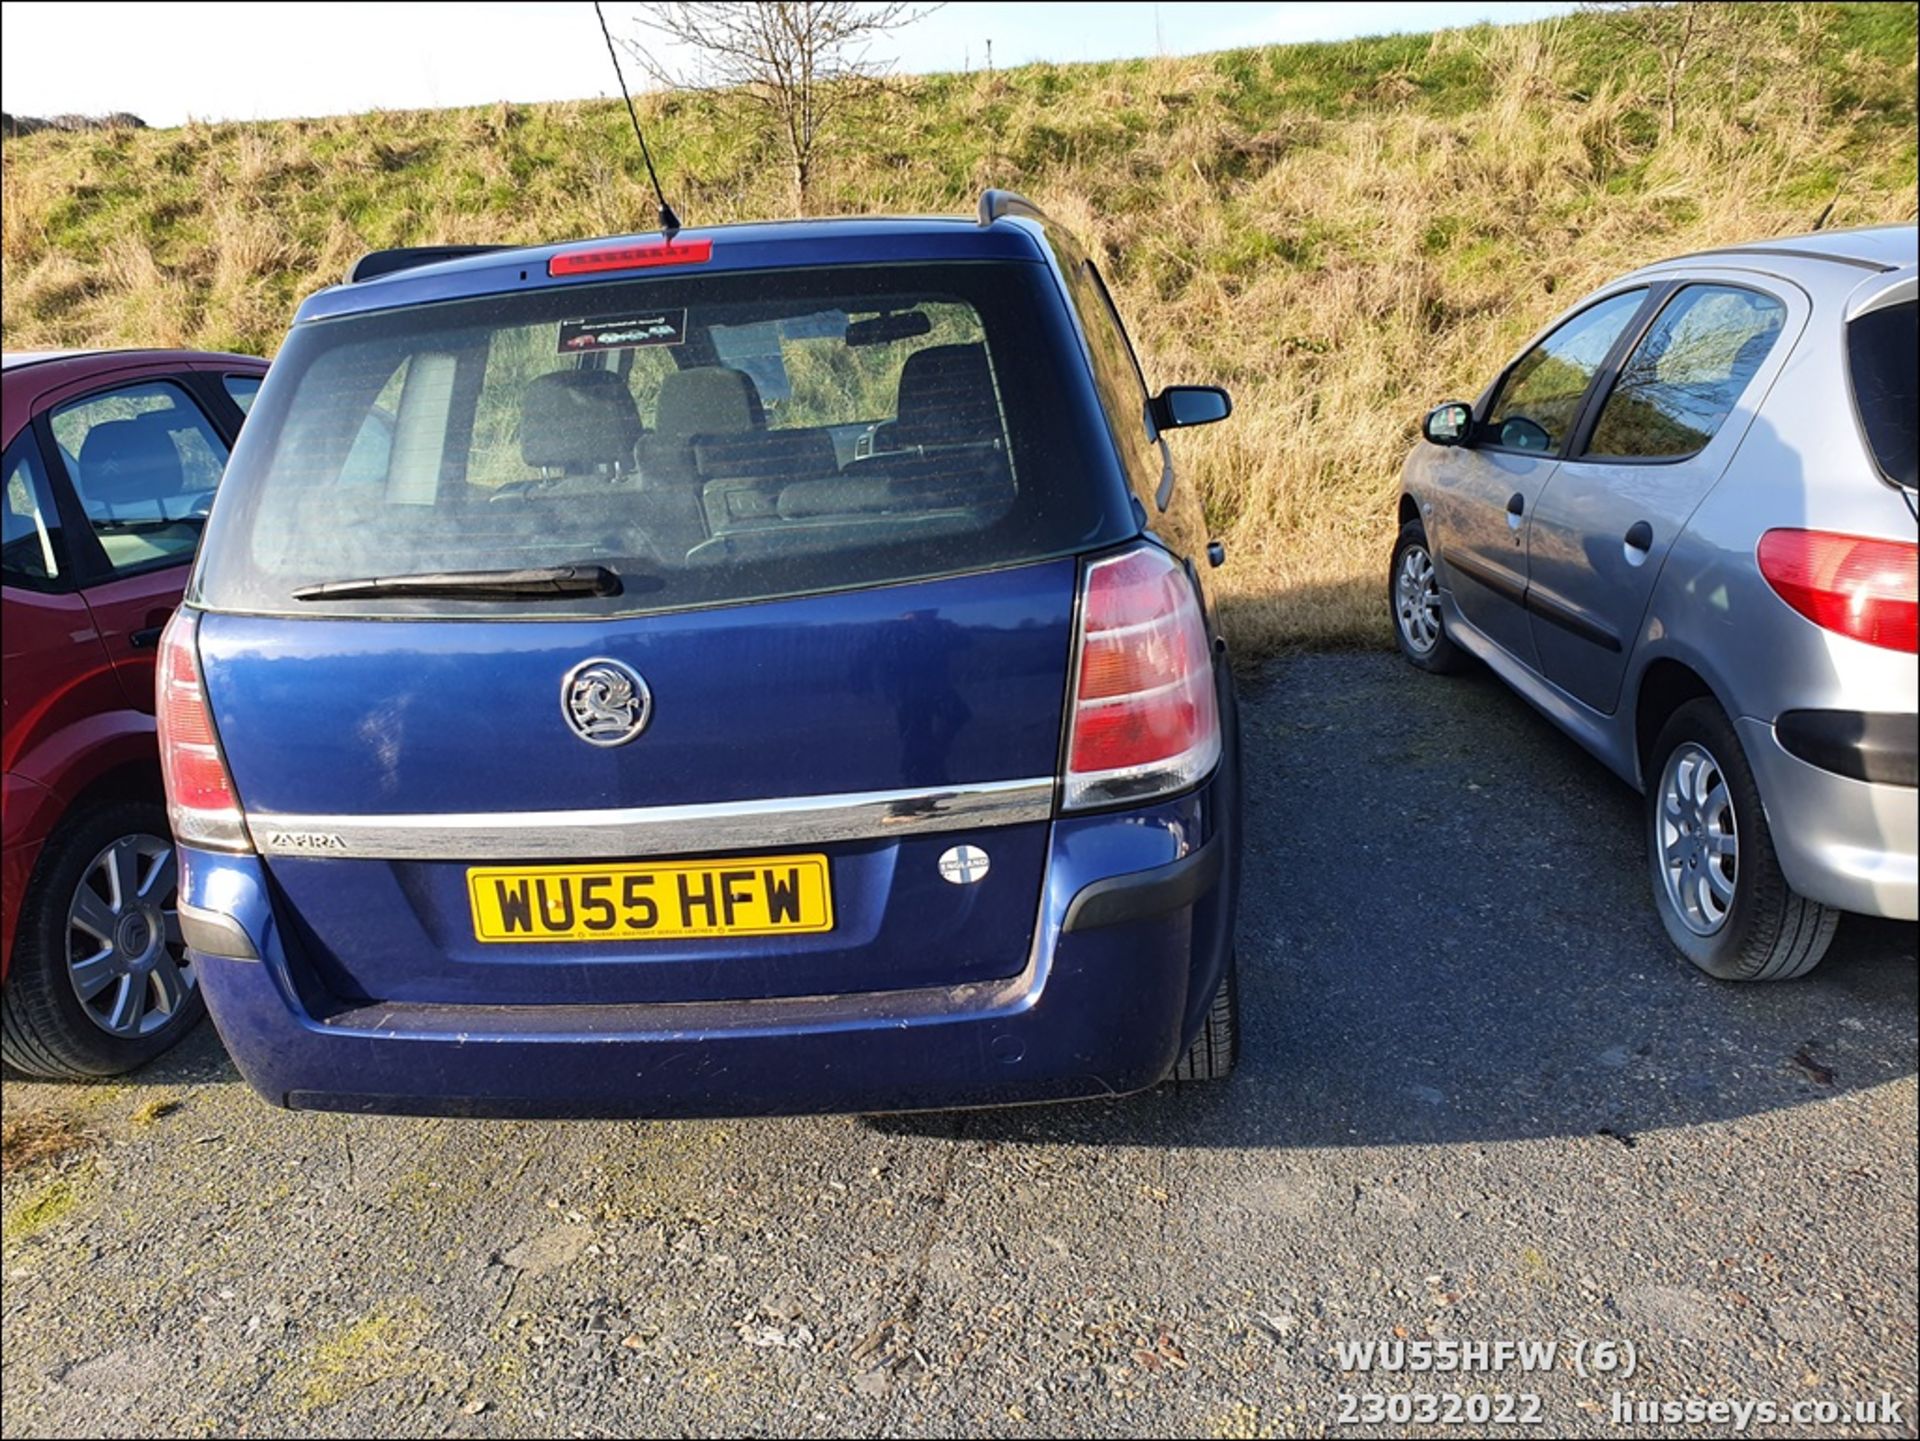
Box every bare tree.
[1586,1,1755,141]
[624,2,937,214]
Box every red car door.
[1,432,120,975]
[34,365,257,712]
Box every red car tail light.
[1063,546,1221,810]
[1757,529,1918,654]
[547,237,713,276]
[156,610,252,852]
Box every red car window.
[48,379,231,578]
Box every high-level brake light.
[547,238,713,277]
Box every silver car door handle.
[1506,491,1525,531]
[1623,520,1654,566]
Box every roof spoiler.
[977,190,1049,227]
[346,245,513,285]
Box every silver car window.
[1484,290,1646,453]
[1585,285,1786,460]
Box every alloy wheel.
[1395,544,1442,654]
[65,833,193,1037]
[1657,742,1739,937]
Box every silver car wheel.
[1395,544,1442,655]
[1657,742,1738,937]
[65,833,192,1038]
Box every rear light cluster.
[156,610,252,852]
[1757,529,1918,654]
[1063,546,1222,810]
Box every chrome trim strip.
[248,778,1056,862]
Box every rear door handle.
[1623,520,1655,566]
[130,626,164,649]
[1506,491,1526,531]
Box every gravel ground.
[2,652,1915,1439]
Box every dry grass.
[0,1110,94,1178]
[1,3,1912,654]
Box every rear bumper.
[1740,716,1918,922]
[181,780,1238,1118]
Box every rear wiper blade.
[291,564,622,601]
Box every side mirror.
[1149,385,1232,433]
[1422,401,1474,447]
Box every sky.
[0,1,1581,129]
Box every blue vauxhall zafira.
[163,192,1245,1117]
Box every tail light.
[1063,546,1222,810]
[156,610,252,852]
[1757,529,1918,654]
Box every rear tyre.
[1170,951,1239,1082]
[1645,700,1838,982]
[1390,519,1467,674]
[1,799,205,1079]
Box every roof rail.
[346,245,513,285]
[977,189,1049,227]
[1671,242,1894,275]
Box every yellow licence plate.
[467,855,834,943]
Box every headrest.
[520,370,642,472]
[653,367,765,443]
[778,476,895,519]
[692,427,837,482]
[77,418,183,508]
[894,344,1000,449]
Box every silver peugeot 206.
[1390,224,1916,981]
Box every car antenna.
[593,0,682,240]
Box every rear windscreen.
[192,262,1128,616]
[1848,298,1916,490]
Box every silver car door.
[1426,287,1652,668]
[1526,275,1809,714]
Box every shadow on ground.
[876,652,1918,1148]
[13,653,1914,1155]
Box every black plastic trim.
[1776,710,1918,787]
[1441,548,1526,605]
[1524,586,1624,653]
[1442,548,1623,651]
[1061,834,1223,932]
[348,246,512,284]
[178,903,260,960]
[978,189,1050,227]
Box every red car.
[3,348,267,1077]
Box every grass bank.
[3,3,1913,652]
